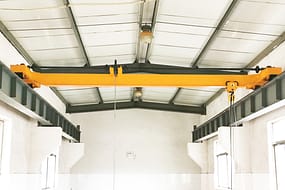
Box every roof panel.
[200,0,285,69]
[0,1,66,20]
[0,1,85,67]
[36,58,85,67]
[17,34,78,50]
[99,87,132,102]
[86,43,136,57]
[159,0,230,24]
[30,48,82,61]
[209,35,271,54]
[80,25,137,65]
[81,30,137,47]
[78,23,137,34]
[76,13,138,26]
[58,87,100,105]
[230,1,285,25]
[218,30,276,41]
[198,59,246,68]
[243,0,285,3]
[142,87,177,103]
[0,0,63,8]
[201,50,254,66]
[149,55,193,67]
[12,29,74,38]
[224,1,285,35]
[69,1,138,17]
[155,22,213,36]
[223,21,285,36]
[1,0,284,111]
[151,45,199,60]
[89,55,136,66]
[174,87,220,105]
[56,86,90,91]
[158,14,217,27]
[153,31,209,48]
[3,18,70,31]
[16,33,84,66]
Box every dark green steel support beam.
[0,19,81,141]
[67,101,206,115]
[171,0,239,104]
[192,71,285,142]
[0,62,80,141]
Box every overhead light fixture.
[133,87,143,100]
[140,25,153,44]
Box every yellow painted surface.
[10,64,282,89]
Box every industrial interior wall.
[196,38,285,190]
[0,33,67,117]
[70,109,201,190]
[0,100,75,190]
[199,105,285,190]
[0,100,39,189]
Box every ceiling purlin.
[63,0,103,104]
[206,31,285,105]
[145,0,160,63]
[169,0,240,104]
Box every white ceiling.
[0,0,284,111]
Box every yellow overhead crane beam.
[10,64,282,94]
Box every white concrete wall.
[199,106,285,190]
[197,34,285,190]
[0,32,83,190]
[70,109,201,190]
[0,100,38,189]
[0,100,82,190]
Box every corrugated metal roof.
[0,0,284,113]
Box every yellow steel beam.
[10,64,282,90]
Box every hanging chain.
[229,90,236,190]
[112,60,118,190]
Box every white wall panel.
[70,109,200,175]
[71,174,201,190]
